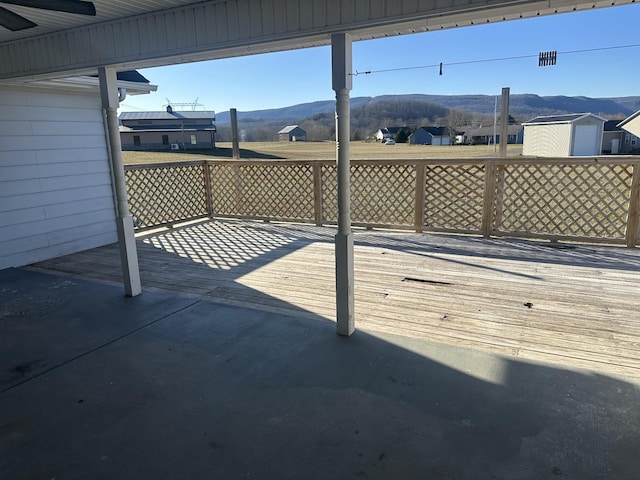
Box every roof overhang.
[0,75,158,95]
[617,110,640,137]
[523,113,608,126]
[0,0,636,83]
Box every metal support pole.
[230,108,240,160]
[99,66,141,297]
[499,87,510,158]
[332,33,355,336]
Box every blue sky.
[120,4,640,114]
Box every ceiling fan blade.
[0,5,37,30]
[1,0,96,16]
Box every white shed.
[522,113,606,157]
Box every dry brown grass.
[122,141,523,164]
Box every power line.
[350,43,640,76]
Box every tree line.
[214,99,505,142]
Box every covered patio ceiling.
[0,0,637,81]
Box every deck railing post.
[203,161,214,218]
[313,162,324,226]
[482,160,497,238]
[414,162,426,233]
[626,162,640,247]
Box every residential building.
[617,110,640,154]
[408,126,450,145]
[375,127,407,143]
[119,106,216,151]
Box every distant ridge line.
[215,93,640,123]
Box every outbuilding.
[522,113,605,157]
[278,125,307,142]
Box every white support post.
[332,33,355,336]
[99,66,141,297]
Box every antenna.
[162,98,207,111]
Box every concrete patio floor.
[1,266,640,479]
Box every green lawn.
[122,141,523,164]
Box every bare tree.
[445,109,473,144]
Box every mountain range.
[215,94,640,123]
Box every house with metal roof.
[119,106,217,150]
[408,126,450,145]
[522,113,606,157]
[277,125,307,142]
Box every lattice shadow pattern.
[322,164,416,226]
[496,163,634,239]
[209,163,315,220]
[125,164,208,228]
[424,164,485,232]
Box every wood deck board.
[29,219,640,377]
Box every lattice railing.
[423,163,485,233]
[322,162,416,226]
[125,162,208,228]
[208,162,315,221]
[494,161,635,240]
[124,157,640,246]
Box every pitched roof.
[278,125,305,134]
[604,120,624,131]
[466,125,523,136]
[416,126,446,136]
[119,111,216,121]
[617,109,640,129]
[522,113,606,125]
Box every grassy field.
[122,141,524,164]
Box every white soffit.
[0,0,637,81]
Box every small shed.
[278,125,307,142]
[408,126,450,145]
[522,113,606,157]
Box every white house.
[522,113,606,157]
[0,75,155,271]
[617,110,640,153]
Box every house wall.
[622,131,639,153]
[523,123,572,156]
[620,115,640,138]
[0,85,117,269]
[120,130,214,150]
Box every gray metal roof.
[119,111,216,121]
[278,125,304,134]
[522,113,606,125]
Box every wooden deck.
[30,219,640,377]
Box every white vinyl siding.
[523,123,572,157]
[0,86,117,269]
